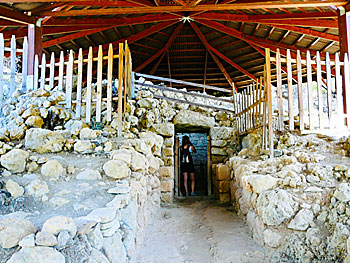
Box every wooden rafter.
[37,1,348,16]
[0,5,35,24]
[135,22,183,72]
[191,21,255,83]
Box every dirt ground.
[136,197,267,263]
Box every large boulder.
[288,209,314,231]
[334,183,350,202]
[41,160,65,178]
[173,110,215,128]
[25,128,65,153]
[103,160,130,179]
[243,174,279,194]
[0,218,37,248]
[151,123,174,137]
[41,216,77,237]
[210,127,236,140]
[1,149,29,173]
[7,247,65,263]
[256,189,296,226]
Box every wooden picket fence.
[0,34,28,101]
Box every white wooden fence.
[0,34,28,102]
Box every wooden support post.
[207,135,212,196]
[326,52,332,127]
[297,50,304,131]
[22,37,28,92]
[335,53,343,127]
[65,50,73,109]
[10,35,16,96]
[27,22,42,90]
[307,51,314,131]
[316,51,324,129]
[338,9,350,118]
[276,48,283,130]
[96,45,103,123]
[117,43,124,137]
[76,48,83,119]
[286,49,294,130]
[49,52,55,90]
[86,47,93,123]
[107,44,113,122]
[266,49,273,157]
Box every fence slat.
[40,53,46,90]
[266,48,273,157]
[22,37,28,93]
[86,47,93,123]
[287,49,294,130]
[33,54,39,90]
[96,45,103,123]
[107,44,113,122]
[344,53,350,129]
[326,52,332,127]
[297,50,304,131]
[10,35,16,96]
[276,48,283,131]
[335,53,343,127]
[316,51,324,129]
[49,52,55,90]
[0,34,4,103]
[307,50,314,130]
[76,48,83,119]
[117,43,124,137]
[65,50,73,109]
[58,51,64,91]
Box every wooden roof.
[0,0,348,90]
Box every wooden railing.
[0,34,28,101]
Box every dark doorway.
[175,132,209,196]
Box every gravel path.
[136,198,267,263]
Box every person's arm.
[190,143,196,153]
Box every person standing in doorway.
[181,135,197,196]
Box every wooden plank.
[96,45,103,123]
[326,52,332,127]
[49,52,55,90]
[335,53,343,127]
[66,50,73,109]
[345,53,350,129]
[124,42,128,113]
[0,33,4,102]
[58,51,64,91]
[40,53,46,90]
[258,76,263,126]
[316,51,324,129]
[297,50,304,131]
[207,135,212,196]
[76,48,83,119]
[131,71,135,99]
[266,48,273,157]
[307,50,314,131]
[243,89,247,131]
[135,72,231,94]
[286,49,294,130]
[174,136,179,196]
[107,44,113,122]
[117,43,124,137]
[33,54,39,90]
[276,48,283,131]
[86,47,93,123]
[22,37,28,92]
[10,35,16,96]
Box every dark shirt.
[180,144,194,164]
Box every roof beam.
[37,1,348,16]
[190,21,237,90]
[45,13,179,26]
[196,19,327,58]
[135,23,183,72]
[0,5,35,24]
[192,12,338,28]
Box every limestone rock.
[130,151,148,173]
[35,231,58,247]
[41,160,65,178]
[103,160,129,179]
[6,179,24,198]
[263,229,283,248]
[148,155,160,174]
[74,140,94,152]
[87,207,116,223]
[173,110,215,128]
[42,216,77,237]
[334,183,350,202]
[158,166,174,179]
[25,116,44,128]
[1,149,29,173]
[88,225,104,250]
[64,120,85,135]
[25,128,65,153]
[210,127,236,140]
[103,232,127,263]
[80,128,101,140]
[288,209,314,231]
[26,179,49,198]
[0,218,36,248]
[88,248,111,263]
[22,108,40,119]
[152,123,174,137]
[111,149,132,166]
[18,234,35,248]
[76,169,101,180]
[7,247,65,263]
[9,125,25,140]
[244,174,279,194]
[256,189,296,226]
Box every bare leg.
[183,172,188,195]
[190,173,195,193]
